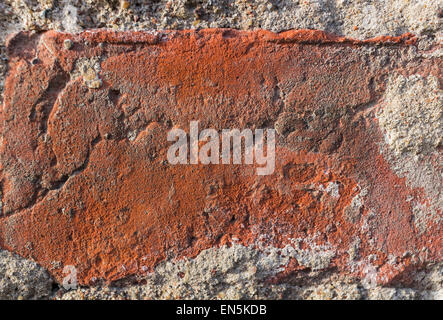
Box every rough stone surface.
[57,244,442,300]
[378,74,442,156]
[0,28,441,299]
[2,0,442,37]
[0,249,53,299]
[376,74,443,238]
[1,0,442,103]
[0,1,441,300]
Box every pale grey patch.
[376,74,442,233]
[57,244,442,300]
[0,250,54,300]
[377,75,442,156]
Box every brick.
[0,29,441,285]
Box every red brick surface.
[0,29,441,285]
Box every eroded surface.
[0,30,441,291]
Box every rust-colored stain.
[0,29,440,285]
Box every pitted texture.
[0,0,442,300]
[59,244,443,300]
[378,75,442,156]
[0,31,441,294]
[0,250,53,300]
[1,0,442,103]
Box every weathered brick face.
[0,29,441,286]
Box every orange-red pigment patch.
[0,29,440,285]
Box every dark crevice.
[30,62,70,138]
[7,133,102,216]
[108,88,121,106]
[49,134,102,192]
